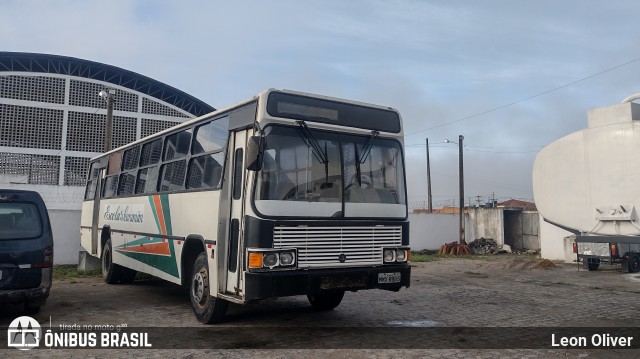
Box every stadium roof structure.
[0,51,215,117]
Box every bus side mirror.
[246,136,263,171]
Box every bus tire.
[307,291,345,310]
[190,252,228,324]
[628,254,640,273]
[119,267,137,283]
[102,239,124,284]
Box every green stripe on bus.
[119,249,179,278]
[148,196,161,234]
[160,194,173,235]
[122,236,164,247]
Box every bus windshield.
[254,125,406,218]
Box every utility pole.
[100,88,116,152]
[426,138,432,212]
[458,135,465,244]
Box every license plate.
[378,272,401,284]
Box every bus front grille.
[273,226,402,268]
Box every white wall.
[539,217,574,262]
[49,209,82,264]
[409,213,472,250]
[0,183,84,211]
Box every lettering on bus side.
[103,204,145,223]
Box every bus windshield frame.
[252,124,407,219]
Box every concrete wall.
[468,208,504,245]
[539,218,575,262]
[409,213,473,250]
[49,209,82,264]
[0,182,84,211]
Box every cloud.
[3,0,640,205]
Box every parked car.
[0,189,53,314]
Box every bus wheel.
[190,252,228,324]
[119,268,137,283]
[307,291,345,310]
[102,239,123,284]
[628,255,640,273]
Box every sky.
[2,0,640,208]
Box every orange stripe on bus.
[117,242,171,256]
[153,195,167,235]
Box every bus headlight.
[383,247,410,264]
[247,249,297,271]
[383,249,396,263]
[263,253,279,268]
[395,249,407,262]
[280,251,295,266]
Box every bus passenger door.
[225,130,247,295]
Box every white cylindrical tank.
[533,99,640,235]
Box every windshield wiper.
[358,130,379,164]
[296,121,328,164]
[296,121,330,184]
[353,130,379,187]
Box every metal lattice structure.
[0,51,215,187]
[0,52,214,117]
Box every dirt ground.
[2,254,640,358]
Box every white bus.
[80,89,410,323]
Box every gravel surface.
[2,255,640,358]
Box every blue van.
[0,190,53,314]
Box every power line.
[405,55,640,136]
[405,143,541,153]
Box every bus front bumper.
[244,265,410,302]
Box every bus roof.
[90,89,402,162]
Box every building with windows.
[0,52,214,263]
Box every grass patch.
[411,253,447,262]
[53,265,101,280]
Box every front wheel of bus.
[102,239,136,284]
[102,239,122,284]
[190,252,228,324]
[307,291,345,310]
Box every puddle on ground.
[386,320,440,327]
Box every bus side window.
[165,130,192,161]
[159,161,186,192]
[186,152,224,189]
[103,175,119,198]
[192,117,229,154]
[140,139,163,167]
[122,146,140,170]
[84,161,100,200]
[232,148,243,200]
[118,171,136,195]
[135,166,161,194]
[84,181,97,200]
